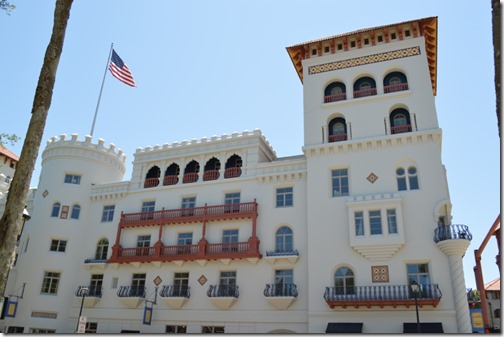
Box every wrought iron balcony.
[324,284,442,309]
[264,283,298,297]
[117,285,146,298]
[434,224,472,243]
[75,285,102,298]
[160,285,190,298]
[84,258,108,264]
[265,249,299,257]
[207,284,239,298]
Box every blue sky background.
[1,1,500,290]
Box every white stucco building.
[1,17,474,333]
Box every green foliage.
[0,133,20,146]
[0,0,15,15]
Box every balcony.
[328,133,348,143]
[74,285,102,307]
[434,224,472,243]
[384,83,409,93]
[224,167,241,179]
[117,285,146,308]
[264,283,298,309]
[183,172,199,184]
[390,124,412,134]
[163,175,178,186]
[203,170,220,181]
[353,88,377,98]
[144,178,159,188]
[265,249,299,264]
[207,284,239,309]
[324,284,442,309]
[160,285,190,308]
[324,92,347,103]
[83,258,107,270]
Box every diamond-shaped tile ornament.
[42,189,49,198]
[198,275,207,286]
[153,276,162,286]
[367,172,378,184]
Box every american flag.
[109,49,136,87]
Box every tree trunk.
[0,0,73,298]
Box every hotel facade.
[1,17,474,333]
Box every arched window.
[275,226,293,253]
[163,163,180,186]
[324,82,346,103]
[396,166,419,191]
[353,77,376,98]
[71,205,81,219]
[204,157,221,181]
[384,71,408,93]
[183,160,200,183]
[95,238,109,260]
[328,117,347,142]
[224,154,242,179]
[51,202,61,217]
[334,267,355,295]
[390,108,412,134]
[144,166,160,188]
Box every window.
[181,197,196,216]
[60,205,69,219]
[224,192,240,212]
[364,37,369,45]
[354,211,364,236]
[331,169,349,197]
[311,48,317,56]
[5,175,11,183]
[350,40,356,48]
[369,210,382,235]
[324,82,346,103]
[90,274,103,296]
[173,272,189,297]
[101,205,115,222]
[334,267,354,295]
[274,269,294,296]
[131,273,146,296]
[95,238,109,260]
[7,327,24,333]
[141,201,155,213]
[276,187,293,207]
[223,229,239,243]
[275,226,293,253]
[220,271,236,286]
[405,30,411,37]
[328,117,347,142]
[51,202,61,217]
[70,205,81,219]
[337,43,343,50]
[50,239,67,252]
[396,166,419,191]
[387,209,398,234]
[406,263,430,286]
[391,32,397,40]
[324,45,330,53]
[177,232,193,245]
[166,326,187,333]
[377,35,383,42]
[202,326,225,333]
[85,322,98,333]
[29,328,56,333]
[64,174,81,184]
[137,235,151,247]
[41,271,60,294]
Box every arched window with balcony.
[353,76,376,98]
[144,165,160,188]
[334,266,355,295]
[183,160,200,183]
[51,202,61,217]
[203,157,221,181]
[164,163,180,186]
[70,204,81,219]
[328,117,347,142]
[275,226,294,254]
[224,154,242,179]
[95,238,109,260]
[383,71,408,93]
[390,108,412,134]
[324,81,346,103]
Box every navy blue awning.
[326,323,363,333]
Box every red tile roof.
[0,146,19,162]
[485,278,500,291]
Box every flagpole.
[90,43,114,137]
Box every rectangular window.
[64,174,81,185]
[387,209,398,234]
[274,269,294,296]
[41,271,60,294]
[85,322,98,333]
[50,239,67,252]
[60,205,69,219]
[202,326,225,333]
[177,232,193,245]
[337,43,343,50]
[101,205,115,222]
[29,328,56,333]
[369,210,382,235]
[276,187,293,207]
[137,235,151,248]
[364,37,369,45]
[224,192,240,212]
[331,169,349,197]
[181,197,196,216]
[166,325,187,333]
[173,272,189,297]
[354,211,364,236]
[377,35,383,42]
[223,229,239,252]
[220,271,236,286]
[131,273,146,296]
[90,274,103,296]
[406,263,430,289]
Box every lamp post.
[17,206,31,242]
[411,282,421,333]
[76,286,89,332]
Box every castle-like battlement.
[134,129,276,157]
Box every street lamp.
[76,286,89,332]
[411,281,421,333]
[16,206,31,242]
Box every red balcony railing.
[163,175,178,186]
[324,92,347,103]
[224,167,241,178]
[328,133,348,143]
[203,170,220,181]
[144,178,159,188]
[384,83,409,93]
[183,172,199,183]
[353,88,377,98]
[391,124,412,134]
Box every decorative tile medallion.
[308,46,421,75]
[153,276,162,286]
[198,275,207,286]
[371,265,389,283]
[42,189,49,198]
[367,172,378,184]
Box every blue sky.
[1,1,500,290]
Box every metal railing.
[324,284,442,302]
[160,285,190,298]
[265,249,299,257]
[117,285,146,298]
[324,92,347,103]
[83,258,107,264]
[75,285,102,298]
[207,284,239,298]
[434,224,472,243]
[384,83,409,93]
[264,283,298,297]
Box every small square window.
[377,35,383,43]
[391,32,397,40]
[64,174,81,185]
[337,43,343,50]
[364,38,369,45]
[50,239,67,252]
[350,40,356,48]
[324,46,330,53]
[405,30,411,37]
[311,48,317,56]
